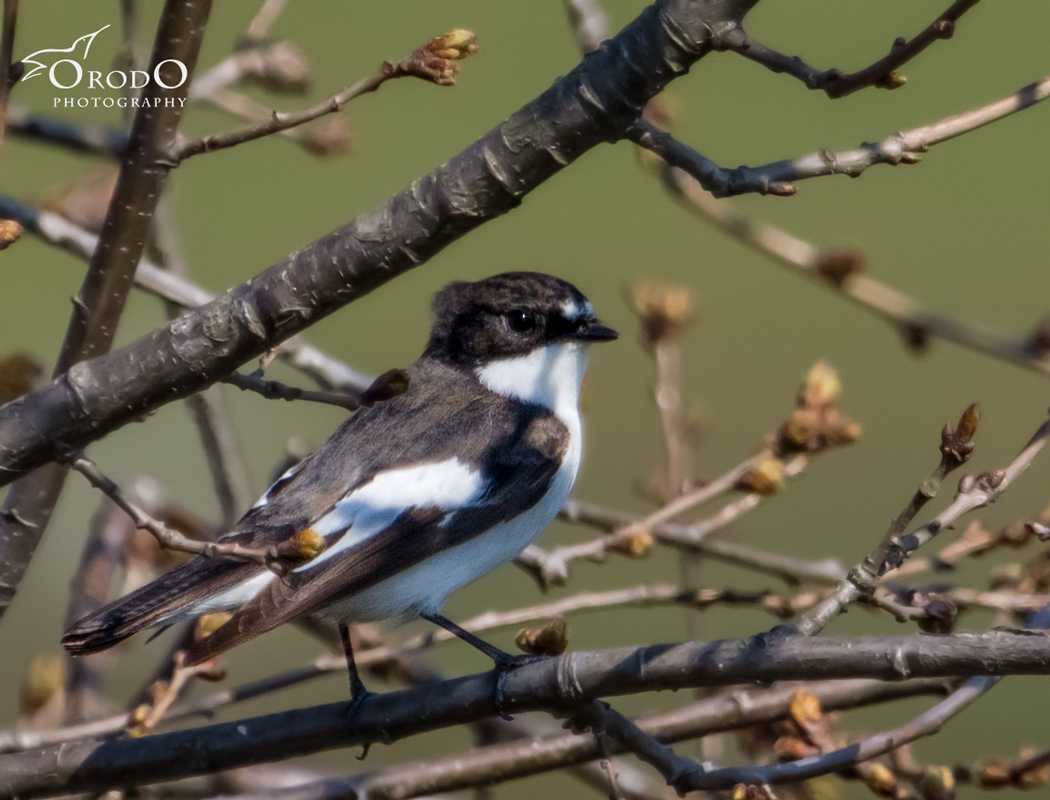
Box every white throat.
[476,342,587,424]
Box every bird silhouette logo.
[20,25,111,82]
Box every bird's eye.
[506,310,537,334]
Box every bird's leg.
[339,622,373,720]
[419,610,547,720]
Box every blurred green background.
[2,1,1049,796]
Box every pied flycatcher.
[63,272,617,716]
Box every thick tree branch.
[325,679,948,800]
[0,0,731,487]
[727,0,980,98]
[0,0,212,622]
[0,0,18,156]
[1,631,1046,799]
[631,74,1050,197]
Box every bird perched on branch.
[63,272,617,718]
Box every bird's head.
[425,272,617,366]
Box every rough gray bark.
[1,631,1046,799]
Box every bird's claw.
[493,653,549,721]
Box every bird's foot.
[346,682,376,760]
[492,653,549,721]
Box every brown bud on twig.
[18,654,64,720]
[630,281,693,346]
[917,596,957,634]
[973,759,1012,789]
[862,763,898,797]
[900,320,931,352]
[735,459,785,496]
[939,402,980,472]
[608,524,654,558]
[918,765,955,800]
[270,528,326,567]
[400,29,478,86]
[246,41,311,93]
[297,117,351,156]
[815,249,865,287]
[0,219,23,250]
[777,362,861,455]
[1025,316,1050,360]
[0,353,44,404]
[515,616,568,656]
[875,70,907,90]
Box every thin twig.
[178,30,477,160]
[798,412,1050,636]
[631,74,1050,197]
[727,0,981,98]
[66,451,273,568]
[534,455,815,585]
[245,0,289,41]
[222,370,361,411]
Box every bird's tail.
[62,557,249,656]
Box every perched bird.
[63,272,617,716]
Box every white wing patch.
[298,458,488,570]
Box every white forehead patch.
[560,298,594,321]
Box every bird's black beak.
[571,317,619,342]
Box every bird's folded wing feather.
[183,426,562,665]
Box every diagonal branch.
[630,74,1050,197]
[2,631,1047,799]
[798,412,1050,636]
[178,30,478,160]
[660,167,1050,379]
[727,0,981,98]
[0,0,726,487]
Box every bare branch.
[204,679,949,800]
[65,451,273,568]
[727,0,981,98]
[245,0,290,42]
[631,74,1050,197]
[221,370,362,411]
[178,30,478,160]
[798,412,1050,636]
[5,106,128,157]
[2,631,1047,798]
